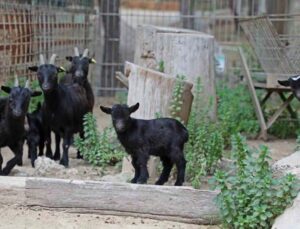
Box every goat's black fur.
[29,63,90,167]
[100,103,188,186]
[0,85,41,175]
[26,102,48,167]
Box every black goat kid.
[0,77,41,175]
[29,54,90,167]
[100,103,188,186]
[26,102,48,167]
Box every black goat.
[0,77,41,175]
[29,54,90,167]
[26,102,49,167]
[100,103,188,186]
[278,76,300,101]
[56,47,96,159]
[61,47,96,112]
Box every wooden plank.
[0,176,220,225]
[239,47,268,139]
[266,93,294,129]
[115,71,128,88]
[126,62,193,123]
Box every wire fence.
[0,0,299,96]
[0,1,95,82]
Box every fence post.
[99,0,120,96]
[180,0,195,29]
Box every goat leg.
[53,132,61,161]
[3,144,23,175]
[136,154,149,184]
[130,156,140,183]
[60,132,72,167]
[155,157,173,185]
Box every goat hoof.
[17,161,23,166]
[53,154,60,161]
[174,181,183,186]
[76,154,83,159]
[130,178,138,183]
[155,180,165,185]
[59,160,69,168]
[137,179,147,184]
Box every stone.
[272,193,300,229]
[34,156,65,176]
[272,151,300,179]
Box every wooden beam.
[115,71,128,88]
[239,47,268,140]
[0,176,220,225]
[266,93,294,129]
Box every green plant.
[217,83,259,145]
[158,60,165,73]
[210,134,299,229]
[0,76,43,112]
[75,113,125,167]
[185,77,224,188]
[115,90,128,104]
[169,75,185,123]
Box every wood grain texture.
[0,176,220,225]
[126,62,193,123]
[134,25,216,119]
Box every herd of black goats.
[0,47,189,186]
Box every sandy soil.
[0,206,218,229]
[0,97,297,228]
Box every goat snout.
[75,70,83,78]
[114,121,126,132]
[12,109,22,117]
[42,83,51,91]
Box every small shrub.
[169,75,185,123]
[217,83,259,145]
[185,77,224,188]
[158,60,165,73]
[75,113,125,167]
[210,134,299,229]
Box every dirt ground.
[0,97,298,228]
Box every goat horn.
[39,54,45,65]
[82,49,89,57]
[49,54,57,65]
[25,78,30,89]
[14,74,19,87]
[74,47,80,56]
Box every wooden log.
[0,176,220,225]
[126,61,193,123]
[134,25,216,119]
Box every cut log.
[126,61,193,123]
[0,176,220,225]
[134,25,216,119]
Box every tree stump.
[134,25,216,119]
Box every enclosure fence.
[0,0,299,96]
[0,1,95,82]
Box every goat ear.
[28,66,38,72]
[66,56,73,62]
[31,91,42,97]
[1,86,11,94]
[278,80,290,87]
[89,58,97,64]
[129,103,139,113]
[100,106,112,114]
[57,66,66,73]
